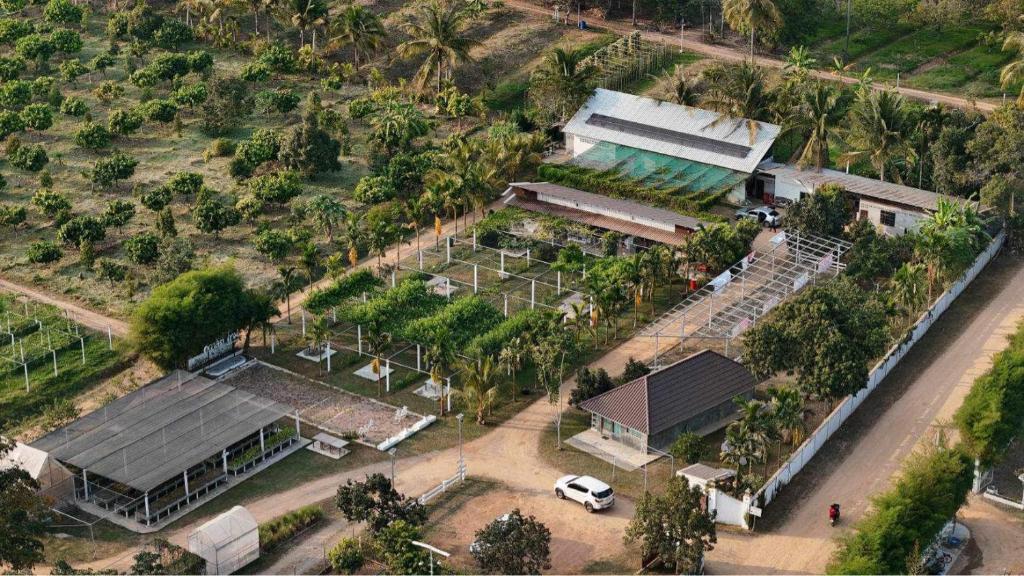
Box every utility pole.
[844,0,852,58]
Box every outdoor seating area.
[307,432,350,460]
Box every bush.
[235,128,279,167]
[140,186,173,212]
[153,19,192,49]
[0,18,33,45]
[0,109,25,138]
[0,55,25,80]
[256,43,296,73]
[108,108,143,135]
[138,98,177,123]
[303,269,383,315]
[74,122,112,149]
[19,103,52,131]
[352,175,395,204]
[171,82,207,108]
[328,538,364,574]
[43,0,83,25]
[258,505,324,552]
[669,432,707,465]
[15,33,53,62]
[0,203,26,227]
[31,188,71,219]
[0,79,31,110]
[27,240,62,263]
[827,444,973,574]
[59,95,87,116]
[90,150,138,187]
[57,215,106,246]
[49,28,82,53]
[59,58,87,82]
[124,232,160,264]
[252,228,292,261]
[248,171,301,205]
[204,137,234,158]
[466,309,555,357]
[103,199,136,229]
[165,172,203,196]
[8,144,48,171]
[255,88,300,114]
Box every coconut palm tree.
[767,387,804,448]
[701,62,774,144]
[281,0,326,47]
[655,65,701,106]
[328,4,385,68]
[888,262,928,315]
[397,0,480,94]
[365,322,392,397]
[498,336,525,404]
[307,316,329,375]
[456,355,499,424]
[426,337,455,415]
[241,288,278,352]
[840,90,915,183]
[343,211,363,268]
[1000,31,1024,106]
[782,45,817,85]
[794,83,848,170]
[367,219,396,275]
[300,242,320,292]
[722,0,783,60]
[529,47,597,123]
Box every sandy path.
[960,495,1024,575]
[0,278,129,337]
[503,0,997,114]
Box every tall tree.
[793,83,849,170]
[840,90,916,183]
[722,0,783,60]
[528,47,596,123]
[471,509,551,574]
[0,438,46,571]
[624,476,717,574]
[1000,30,1024,106]
[281,0,327,47]
[396,0,480,94]
[701,62,775,144]
[328,4,385,68]
[456,354,499,424]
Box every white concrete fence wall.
[750,230,1006,518]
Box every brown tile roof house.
[579,350,756,452]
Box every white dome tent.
[187,505,259,575]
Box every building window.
[879,210,896,227]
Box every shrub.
[199,76,252,135]
[252,228,292,261]
[140,187,173,212]
[0,109,25,138]
[204,137,234,158]
[15,33,53,62]
[138,98,177,123]
[95,257,128,285]
[303,269,383,315]
[124,232,160,264]
[31,188,71,219]
[0,203,26,226]
[328,539,364,574]
[191,190,240,236]
[57,215,106,246]
[0,55,25,80]
[49,28,82,53]
[235,128,280,167]
[258,505,324,552]
[103,199,136,229]
[108,108,143,135]
[59,95,87,116]
[0,79,31,110]
[74,122,112,149]
[19,103,52,131]
[279,112,340,176]
[248,171,301,205]
[0,18,33,45]
[27,240,62,263]
[352,175,395,204]
[256,43,296,73]
[90,150,138,187]
[669,432,707,465]
[43,0,83,25]
[255,88,300,114]
[240,61,271,83]
[165,172,203,196]
[186,49,213,73]
[8,144,48,171]
[569,367,615,408]
[170,82,207,108]
[59,58,87,82]
[153,19,192,49]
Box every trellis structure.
[642,231,854,366]
[580,32,674,92]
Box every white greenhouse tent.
[0,441,75,503]
[187,505,259,575]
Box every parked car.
[735,206,782,227]
[554,475,615,512]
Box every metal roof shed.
[187,505,259,575]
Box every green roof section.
[572,141,749,198]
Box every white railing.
[417,461,467,506]
[751,230,1006,516]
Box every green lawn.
[853,25,985,80]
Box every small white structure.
[677,463,735,490]
[0,442,74,503]
[307,433,350,460]
[187,505,259,575]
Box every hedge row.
[259,505,325,552]
[827,444,973,574]
[955,319,1024,465]
[304,269,383,315]
[341,279,447,335]
[465,308,556,357]
[402,295,502,349]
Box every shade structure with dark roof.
[504,182,710,247]
[579,350,756,452]
[32,371,294,493]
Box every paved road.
[505,0,998,114]
[707,253,1024,573]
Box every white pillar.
[183,470,190,497]
[326,341,332,372]
[446,237,451,263]
[80,337,85,364]
[82,469,89,499]
[473,229,477,251]
[271,331,276,353]
[416,345,421,371]
[385,359,391,392]
[294,410,301,439]
[107,325,112,349]
[473,265,478,293]
[144,492,150,524]
[557,271,561,294]
[446,377,452,413]
[222,449,228,473]
[418,250,423,270]
[357,325,363,355]
[259,427,265,452]
[531,280,536,309]
[500,251,505,277]
[52,350,57,376]
[391,269,396,288]
[503,293,508,317]
[445,278,451,301]
[301,310,306,336]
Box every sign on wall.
[187,332,238,371]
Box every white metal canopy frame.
[643,230,854,366]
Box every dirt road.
[960,494,1024,575]
[0,278,129,337]
[504,0,997,114]
[706,254,1024,573]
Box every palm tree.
[281,0,326,47]
[529,47,597,123]
[498,336,525,403]
[367,219,395,275]
[404,196,429,261]
[1001,31,1024,106]
[889,262,927,315]
[767,387,804,448]
[655,65,701,106]
[426,337,455,415]
[241,288,277,352]
[782,45,817,85]
[794,83,848,170]
[365,323,392,396]
[300,242,320,292]
[396,0,480,94]
[328,4,385,68]
[456,355,498,424]
[308,317,329,375]
[276,265,298,323]
[623,255,646,328]
[840,90,916,183]
[701,62,774,144]
[722,0,783,60]
[425,170,464,237]
[343,212,364,268]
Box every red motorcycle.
[829,503,841,527]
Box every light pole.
[411,541,450,576]
[844,0,852,59]
[388,447,397,485]
[456,413,464,467]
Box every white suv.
[554,475,615,512]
